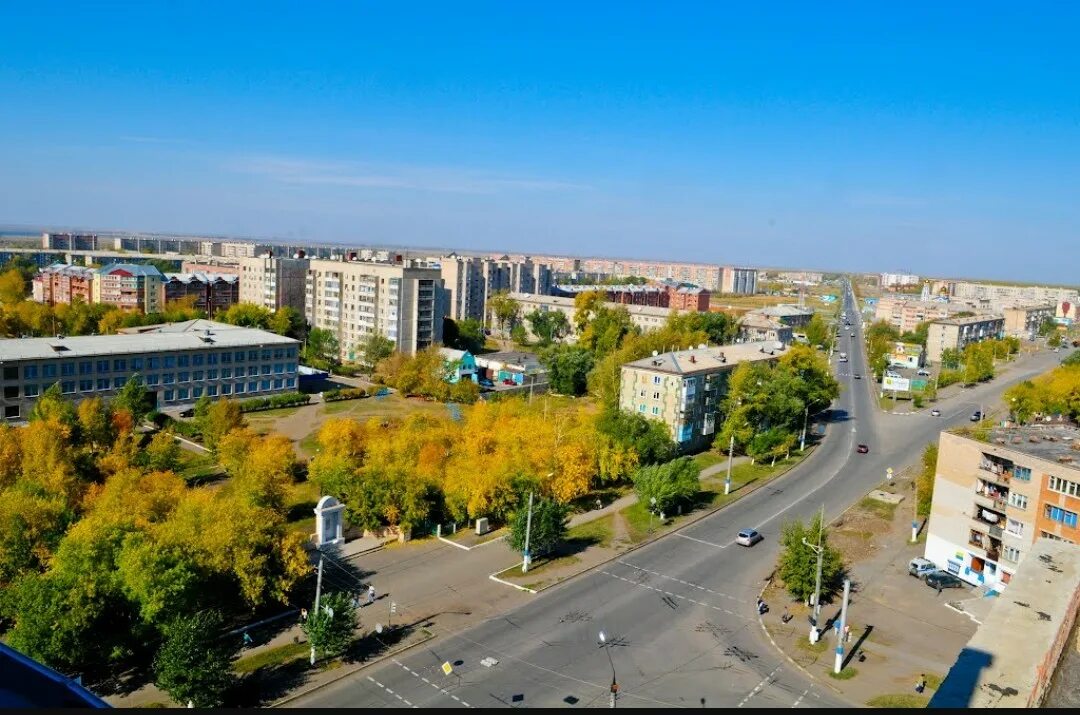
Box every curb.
[271,629,436,707]
[487,571,537,594]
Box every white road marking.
[738,665,782,707]
[675,532,729,549]
[792,687,809,708]
[366,675,414,707]
[599,571,742,616]
[615,561,745,602]
[391,659,472,708]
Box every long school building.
[0,319,299,421]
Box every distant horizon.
[2,221,1076,290]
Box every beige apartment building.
[238,255,309,314]
[925,314,1004,364]
[720,266,758,295]
[1003,304,1055,338]
[948,281,1080,306]
[924,426,1080,592]
[618,343,784,451]
[874,296,957,334]
[738,313,793,344]
[306,259,443,359]
[91,263,164,313]
[438,254,553,323]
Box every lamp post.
[648,497,657,533]
[598,631,618,708]
[801,505,826,643]
[799,405,809,452]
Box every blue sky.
[1,2,1078,283]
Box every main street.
[292,287,1068,709]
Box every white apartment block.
[238,255,309,314]
[306,259,444,359]
[437,254,553,323]
[720,266,758,295]
[880,272,920,288]
[947,281,1080,307]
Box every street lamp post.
[648,497,657,533]
[598,631,618,708]
[799,405,809,452]
[802,505,826,643]
[724,431,735,495]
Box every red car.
[856,444,870,454]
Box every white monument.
[314,495,345,546]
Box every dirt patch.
[831,506,896,563]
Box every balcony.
[968,529,1002,562]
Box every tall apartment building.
[874,297,957,334]
[924,426,1080,592]
[163,273,239,317]
[0,319,299,419]
[306,259,444,359]
[198,241,269,258]
[31,264,95,305]
[925,314,1005,364]
[949,281,1080,307]
[438,254,553,323]
[720,266,758,295]
[618,343,784,451]
[879,272,920,289]
[91,264,164,314]
[1003,304,1055,338]
[238,255,309,314]
[181,259,242,276]
[41,232,99,251]
[514,254,724,290]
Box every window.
[220,352,231,364]
[2,366,16,380]
[1002,545,1021,563]
[207,369,218,380]
[273,378,284,390]
[1008,492,1028,510]
[61,381,75,394]
[162,373,175,385]
[145,374,159,385]
[1045,505,1079,528]
[651,406,660,415]
[193,354,205,366]
[260,364,271,375]
[24,384,39,397]
[286,363,296,374]
[148,356,160,369]
[653,376,662,385]
[164,356,176,368]
[4,405,19,419]
[177,388,189,400]
[249,381,259,393]
[112,359,126,372]
[1048,476,1080,497]
[78,361,92,375]
[274,363,284,374]
[42,364,56,378]
[235,382,246,394]
[1005,518,1025,537]
[164,390,175,402]
[79,379,93,392]
[261,350,272,361]
[177,355,189,367]
[96,378,109,391]
[652,391,661,400]
[207,385,218,397]
[131,357,143,371]
[273,348,284,359]
[248,366,258,376]
[96,360,109,373]
[1013,466,1032,481]
[193,370,204,381]
[285,377,296,389]
[287,347,297,359]
[113,376,127,388]
[1041,530,1076,544]
[3,385,17,399]
[193,386,203,398]
[638,404,646,412]
[61,363,75,377]
[261,379,272,391]
[235,351,246,362]
[221,383,232,395]
[207,353,219,365]
[23,365,38,379]
[220,367,231,378]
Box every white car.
[930,408,941,417]
[736,529,763,547]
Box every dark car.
[925,572,965,591]
[853,373,862,379]
[179,408,196,418]
[856,444,869,454]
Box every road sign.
[882,375,910,392]
[390,602,397,614]
[442,661,453,676]
[887,468,894,482]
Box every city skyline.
[2,2,1079,284]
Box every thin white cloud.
[225,155,590,194]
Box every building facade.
[163,273,239,317]
[91,264,164,313]
[720,266,758,295]
[306,259,444,359]
[31,264,95,305]
[0,319,299,420]
[923,427,1080,592]
[925,314,1005,364]
[754,304,815,328]
[181,259,242,276]
[880,272,920,289]
[509,292,679,340]
[238,255,309,313]
[437,254,554,323]
[41,232,99,251]
[738,314,793,345]
[874,297,956,334]
[1003,304,1055,338]
[618,343,784,452]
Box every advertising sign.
[882,375,910,392]
[910,378,928,391]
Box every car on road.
[856,444,869,454]
[925,571,966,591]
[853,373,861,379]
[970,411,982,422]
[735,529,763,547]
[930,408,941,417]
[850,332,855,337]
[908,558,937,579]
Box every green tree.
[200,400,244,453]
[302,591,358,660]
[153,610,238,708]
[28,382,78,430]
[145,431,182,472]
[540,345,594,396]
[595,408,676,465]
[486,291,520,335]
[303,327,341,368]
[803,314,829,348]
[0,268,27,304]
[268,306,306,340]
[916,443,938,518]
[218,303,272,329]
[357,333,395,371]
[1049,331,1063,348]
[443,317,486,353]
[669,311,739,345]
[579,305,635,357]
[900,321,931,347]
[777,513,845,603]
[939,348,961,370]
[1038,316,1058,337]
[112,374,152,424]
[630,458,700,514]
[525,310,570,345]
[506,495,570,560]
[510,323,529,347]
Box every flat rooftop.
[978,424,1080,468]
[932,314,1004,326]
[0,320,296,362]
[622,341,785,376]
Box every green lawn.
[690,451,726,471]
[858,496,899,521]
[866,694,929,708]
[828,666,858,680]
[566,514,615,549]
[233,641,309,674]
[495,555,581,586]
[176,450,223,483]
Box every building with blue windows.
[0,319,299,421]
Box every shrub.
[323,388,369,403]
[236,392,311,413]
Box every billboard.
[882,375,911,392]
[910,378,929,391]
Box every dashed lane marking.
[366,676,415,708]
[675,532,729,549]
[738,665,782,707]
[391,659,472,708]
[599,571,744,617]
[792,687,809,708]
[615,561,746,603]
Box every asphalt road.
[291,286,1070,709]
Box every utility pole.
[725,432,735,495]
[521,491,534,573]
[802,505,825,643]
[834,578,851,674]
[310,554,324,665]
[799,406,809,452]
[911,477,920,543]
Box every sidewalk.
[759,470,979,707]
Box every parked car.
[179,408,196,418]
[908,557,937,579]
[735,529,763,547]
[930,408,941,417]
[925,571,966,591]
[970,411,982,422]
[478,378,494,388]
[917,369,931,376]
[856,444,870,454]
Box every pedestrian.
[915,675,926,694]
[368,584,376,605]
[756,597,764,613]
[781,607,791,624]
[300,607,308,623]
[596,497,603,511]
[242,630,253,647]
[843,624,851,643]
